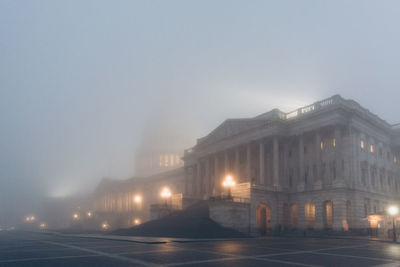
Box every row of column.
[190,137,280,198]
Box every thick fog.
[1,0,400,226]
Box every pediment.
[197,119,266,147]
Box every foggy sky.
[1,0,400,225]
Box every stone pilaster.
[247,143,252,182]
[260,142,265,185]
[235,147,240,182]
[273,138,279,187]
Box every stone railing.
[284,95,340,120]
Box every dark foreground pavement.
[1,231,400,266]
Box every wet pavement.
[0,231,399,266]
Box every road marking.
[375,263,400,267]
[309,251,399,263]
[41,240,161,266]
[0,255,100,263]
[165,254,322,267]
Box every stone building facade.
[183,95,400,234]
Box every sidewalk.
[45,231,400,245]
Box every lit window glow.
[361,140,365,150]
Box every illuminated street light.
[25,216,31,222]
[101,222,110,230]
[134,218,141,225]
[388,205,399,242]
[87,211,92,218]
[160,187,172,205]
[222,175,235,198]
[134,195,142,204]
[30,216,36,221]
[39,223,47,229]
[73,213,79,220]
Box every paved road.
[1,231,400,266]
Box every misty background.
[1,0,399,225]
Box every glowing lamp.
[222,175,235,188]
[160,187,172,199]
[134,195,142,204]
[389,206,399,216]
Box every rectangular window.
[332,138,336,147]
[361,140,365,151]
[370,144,375,153]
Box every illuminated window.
[164,154,169,167]
[332,138,336,147]
[360,140,365,151]
[304,203,316,229]
[320,141,324,151]
[370,144,375,153]
[290,204,298,229]
[324,201,334,229]
[395,156,399,164]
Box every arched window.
[256,203,271,235]
[304,202,316,229]
[323,201,334,229]
[290,204,298,229]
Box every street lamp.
[134,218,141,225]
[134,195,142,204]
[101,222,109,230]
[160,187,172,205]
[73,213,79,221]
[388,205,398,242]
[222,175,235,198]
[87,211,92,218]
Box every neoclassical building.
[183,95,400,233]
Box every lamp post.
[222,175,235,199]
[388,205,398,242]
[160,187,172,206]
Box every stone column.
[273,138,279,187]
[315,131,321,185]
[184,167,189,195]
[259,142,265,185]
[224,150,229,175]
[334,126,342,180]
[205,158,210,197]
[299,135,304,184]
[246,143,252,182]
[214,154,219,194]
[197,161,202,197]
[235,147,240,182]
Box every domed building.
[134,116,197,176]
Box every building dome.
[134,115,197,176]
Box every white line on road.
[0,254,100,263]
[41,240,161,266]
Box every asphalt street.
[1,231,400,266]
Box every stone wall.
[209,201,250,234]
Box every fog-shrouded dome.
[134,114,198,176]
